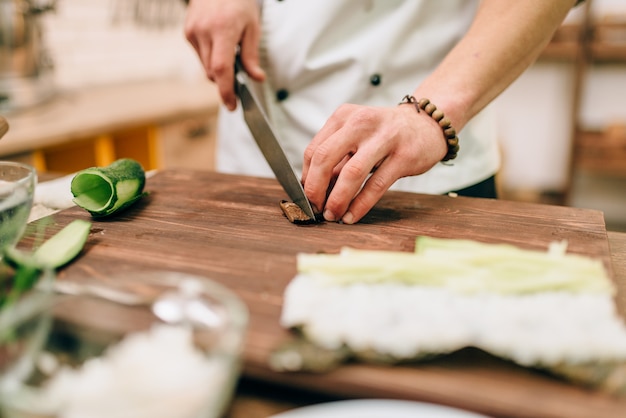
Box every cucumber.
[2,219,92,307]
[3,219,92,269]
[297,236,613,295]
[71,158,147,218]
[35,219,92,268]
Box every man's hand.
[184,0,266,110]
[301,103,447,224]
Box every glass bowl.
[0,266,56,403]
[0,161,37,255]
[0,270,249,418]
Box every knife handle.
[234,52,245,75]
[234,53,247,100]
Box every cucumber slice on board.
[3,220,92,270]
[71,158,147,218]
[2,219,92,307]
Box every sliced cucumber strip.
[33,219,92,268]
[297,236,613,295]
[4,220,92,270]
[71,158,147,217]
[2,220,92,307]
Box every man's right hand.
[184,0,266,110]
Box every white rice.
[281,274,626,367]
[6,324,230,418]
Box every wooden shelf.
[557,4,626,203]
[29,126,157,173]
[3,116,217,175]
[542,17,626,63]
[0,79,220,174]
[575,125,626,177]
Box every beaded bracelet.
[399,95,459,162]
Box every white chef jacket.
[217,0,500,195]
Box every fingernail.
[342,211,354,225]
[323,209,336,222]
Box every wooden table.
[24,169,626,418]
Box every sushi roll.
[275,237,626,397]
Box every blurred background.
[1,0,625,230]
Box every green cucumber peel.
[71,158,147,217]
[1,219,92,308]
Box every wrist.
[399,95,460,162]
[412,89,471,132]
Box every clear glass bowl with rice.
[0,270,249,418]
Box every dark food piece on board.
[279,200,317,224]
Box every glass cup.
[0,267,56,411]
[0,270,249,418]
[0,162,37,255]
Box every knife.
[234,56,319,221]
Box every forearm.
[413,0,577,132]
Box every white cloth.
[34,174,75,210]
[217,0,500,195]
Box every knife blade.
[234,57,318,221]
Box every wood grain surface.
[0,115,8,140]
[22,169,626,418]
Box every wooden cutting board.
[26,169,625,418]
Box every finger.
[199,40,217,82]
[302,128,357,215]
[302,105,353,183]
[341,160,396,224]
[332,154,351,177]
[183,11,215,80]
[316,155,351,213]
[186,34,200,59]
[322,148,384,222]
[210,39,239,110]
[185,33,213,81]
[240,23,265,82]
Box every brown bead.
[399,96,460,162]
[443,142,460,160]
[431,109,444,122]
[444,127,456,138]
[443,153,456,161]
